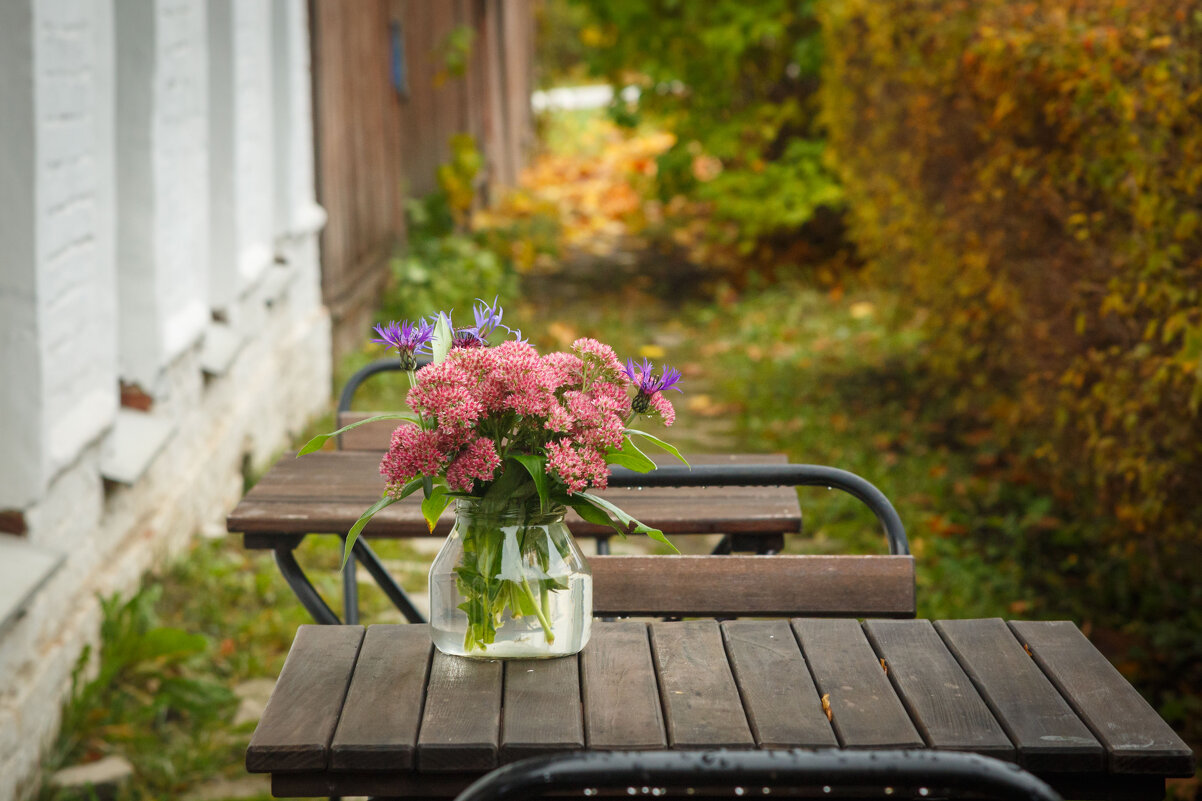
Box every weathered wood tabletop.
[246,619,1195,800]
[228,451,802,545]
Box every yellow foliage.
[509,117,675,260]
[820,0,1202,578]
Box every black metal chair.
[453,749,1062,801]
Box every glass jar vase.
[428,497,592,658]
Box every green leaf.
[482,458,535,508]
[565,495,625,536]
[605,435,657,472]
[573,491,679,553]
[297,413,419,456]
[341,478,423,568]
[431,312,454,365]
[512,453,550,511]
[624,428,690,466]
[421,486,452,533]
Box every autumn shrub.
[821,0,1202,721]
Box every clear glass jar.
[428,497,592,658]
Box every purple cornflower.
[624,358,683,394]
[625,358,683,414]
[444,298,522,349]
[472,297,505,338]
[372,319,435,369]
[452,328,488,349]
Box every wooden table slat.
[329,625,432,771]
[580,622,667,750]
[228,451,801,538]
[501,654,584,762]
[721,620,838,748]
[935,619,1103,773]
[792,619,924,749]
[650,620,755,748]
[416,651,503,772]
[863,619,1013,758]
[1010,620,1196,776]
[246,625,365,772]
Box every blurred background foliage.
[542,0,1202,743]
[562,0,846,272]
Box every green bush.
[820,0,1202,730]
[569,0,842,256]
[381,192,518,324]
[379,135,522,324]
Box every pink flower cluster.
[379,337,674,495]
[379,426,501,494]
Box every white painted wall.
[0,1,330,798]
[233,0,275,289]
[114,0,210,388]
[0,0,119,510]
[272,0,324,240]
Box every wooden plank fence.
[309,0,534,359]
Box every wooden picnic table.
[246,618,1194,800]
[227,451,804,624]
[230,451,801,546]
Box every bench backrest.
[590,554,916,618]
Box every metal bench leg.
[351,537,427,623]
[274,548,341,624]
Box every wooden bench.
[591,553,916,618]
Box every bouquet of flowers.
[300,299,685,653]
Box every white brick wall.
[0,0,120,507]
[233,0,275,289]
[0,1,330,798]
[114,0,210,388]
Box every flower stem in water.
[520,576,555,644]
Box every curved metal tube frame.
[454,749,1062,801]
[608,463,909,555]
[336,356,429,421]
